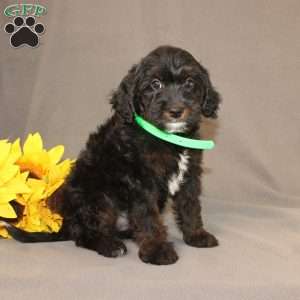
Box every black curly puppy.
[8,46,221,265]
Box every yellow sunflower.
[0,133,74,238]
[14,133,74,233]
[14,178,63,233]
[0,139,31,238]
[0,139,30,218]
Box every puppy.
[9,46,221,265]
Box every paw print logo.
[4,16,45,48]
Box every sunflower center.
[18,162,45,179]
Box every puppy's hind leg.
[72,194,127,258]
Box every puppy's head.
[111,46,221,134]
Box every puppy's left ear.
[201,70,221,119]
[110,64,138,123]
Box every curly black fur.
[9,46,221,265]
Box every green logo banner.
[4,4,47,17]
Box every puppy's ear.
[110,64,138,123]
[201,70,221,119]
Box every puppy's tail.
[5,224,68,243]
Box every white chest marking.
[168,150,189,196]
[116,212,129,231]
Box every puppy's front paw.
[184,229,218,248]
[97,238,127,257]
[139,241,178,265]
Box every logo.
[3,3,47,48]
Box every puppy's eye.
[184,78,195,90]
[151,79,163,90]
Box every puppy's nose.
[168,107,184,119]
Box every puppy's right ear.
[200,69,221,119]
[110,64,138,123]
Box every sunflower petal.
[26,179,46,202]
[0,225,10,239]
[0,164,19,186]
[7,139,22,164]
[57,159,74,177]
[4,176,31,194]
[0,192,16,204]
[0,203,17,218]
[15,194,27,205]
[48,145,64,165]
[0,141,11,168]
[46,179,64,197]
[23,133,43,154]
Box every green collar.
[134,113,215,150]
